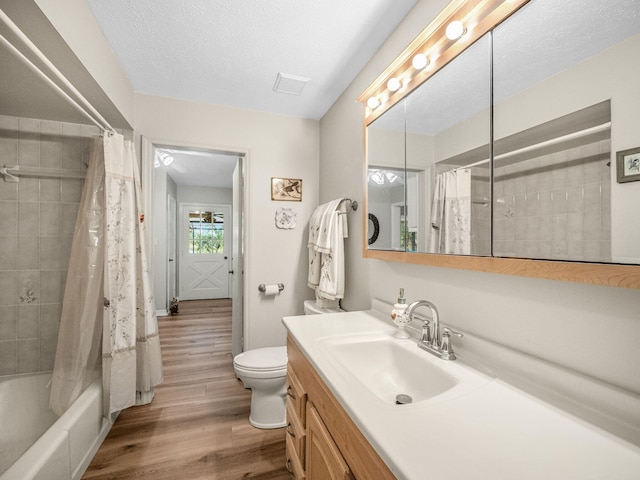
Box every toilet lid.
[234,346,287,371]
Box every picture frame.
[616,147,640,183]
[271,177,302,201]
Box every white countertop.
[282,310,640,480]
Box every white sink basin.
[322,335,458,405]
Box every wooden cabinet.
[286,367,307,478]
[286,335,395,480]
[306,405,352,480]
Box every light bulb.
[446,20,466,40]
[370,171,385,185]
[412,53,429,70]
[386,77,401,92]
[156,151,174,166]
[385,172,399,183]
[367,97,381,109]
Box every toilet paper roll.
[263,284,281,296]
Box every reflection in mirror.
[493,0,640,264]
[367,99,407,251]
[409,34,491,255]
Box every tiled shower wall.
[493,138,611,262]
[471,170,491,256]
[0,115,99,376]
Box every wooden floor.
[83,299,291,480]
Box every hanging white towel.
[308,198,348,300]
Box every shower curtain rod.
[0,9,115,133]
[449,121,611,172]
[0,165,86,183]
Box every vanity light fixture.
[445,20,467,40]
[412,53,429,70]
[367,97,381,110]
[358,0,530,124]
[385,171,400,183]
[370,171,385,185]
[369,169,403,185]
[386,77,402,92]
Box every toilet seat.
[233,346,287,377]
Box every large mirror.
[367,35,491,254]
[492,0,640,264]
[363,0,640,287]
[367,99,407,251]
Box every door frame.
[141,136,250,352]
[167,193,177,305]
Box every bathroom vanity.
[282,310,640,479]
[285,336,395,479]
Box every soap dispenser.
[391,288,411,339]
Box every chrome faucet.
[405,300,463,360]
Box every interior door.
[231,159,244,357]
[167,194,177,302]
[179,203,231,300]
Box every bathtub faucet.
[405,300,463,361]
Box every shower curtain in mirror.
[428,168,471,255]
[50,133,162,418]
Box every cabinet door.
[306,405,352,480]
[287,368,307,425]
[286,400,306,465]
[286,433,306,479]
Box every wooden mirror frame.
[358,0,640,289]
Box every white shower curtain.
[428,168,472,255]
[51,133,162,418]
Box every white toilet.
[233,300,343,429]
[233,346,288,429]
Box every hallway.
[83,299,290,479]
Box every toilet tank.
[303,300,343,315]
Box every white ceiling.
[155,147,239,188]
[82,0,419,188]
[84,0,418,120]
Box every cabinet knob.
[286,422,296,438]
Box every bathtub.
[0,373,111,480]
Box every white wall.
[177,185,232,204]
[320,0,451,310]
[135,93,320,350]
[319,0,640,445]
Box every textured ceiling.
[84,0,418,120]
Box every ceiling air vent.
[273,72,310,96]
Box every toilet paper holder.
[258,283,285,293]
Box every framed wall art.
[616,147,640,183]
[271,177,302,201]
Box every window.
[188,210,224,254]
